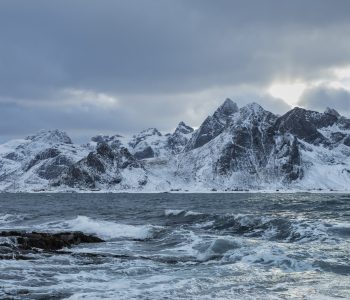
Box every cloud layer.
[1,0,350,141]
[299,85,350,115]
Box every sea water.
[0,193,349,299]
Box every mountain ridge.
[1,99,349,192]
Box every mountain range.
[1,99,349,192]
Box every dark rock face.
[167,122,194,154]
[330,132,346,144]
[86,152,105,173]
[96,142,114,159]
[1,101,349,191]
[26,130,73,144]
[344,136,350,147]
[339,117,350,130]
[119,147,142,169]
[215,104,277,176]
[25,148,61,171]
[274,135,303,182]
[54,144,144,189]
[186,99,239,150]
[275,108,330,144]
[0,231,104,259]
[174,121,194,135]
[213,104,304,184]
[325,107,341,118]
[37,155,72,180]
[134,146,154,159]
[90,135,124,150]
[129,128,162,149]
[56,165,96,188]
[4,152,21,161]
[91,134,123,144]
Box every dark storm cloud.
[1,0,350,140]
[298,85,350,116]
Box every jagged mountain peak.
[91,134,124,144]
[174,121,194,135]
[214,98,239,117]
[325,107,341,118]
[1,100,350,192]
[236,103,276,127]
[276,106,339,144]
[240,102,265,114]
[25,129,72,145]
[137,128,162,137]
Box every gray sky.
[1,0,350,143]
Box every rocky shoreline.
[0,231,104,260]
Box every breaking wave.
[0,213,25,226]
[42,215,164,240]
[164,209,331,243]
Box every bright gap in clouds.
[268,82,306,106]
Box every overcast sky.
[1,0,350,143]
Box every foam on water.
[196,237,241,262]
[164,209,203,217]
[0,213,25,226]
[0,193,349,300]
[41,215,164,240]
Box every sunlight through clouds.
[268,82,307,106]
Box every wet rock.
[0,231,104,252]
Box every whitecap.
[164,209,184,216]
[164,209,203,217]
[0,213,25,226]
[50,215,163,240]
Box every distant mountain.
[1,99,350,192]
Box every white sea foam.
[60,216,162,240]
[239,244,314,272]
[0,213,24,226]
[196,237,241,261]
[164,209,184,216]
[164,209,203,217]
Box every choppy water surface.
[0,193,349,299]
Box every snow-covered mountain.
[1,99,350,192]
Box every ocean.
[0,193,349,299]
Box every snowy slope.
[0,130,89,191]
[0,100,350,192]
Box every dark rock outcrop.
[54,143,145,189]
[275,107,331,144]
[274,135,303,182]
[167,121,194,154]
[0,231,104,260]
[215,104,276,175]
[26,130,73,144]
[134,146,154,159]
[0,101,349,191]
[186,98,238,150]
[37,155,73,180]
[129,128,162,149]
[25,148,61,171]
